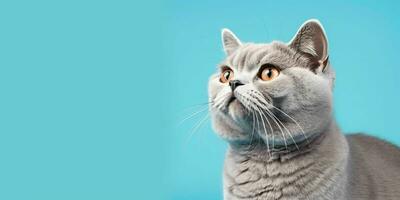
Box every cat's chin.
[228,99,248,122]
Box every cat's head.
[209,19,335,149]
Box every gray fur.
[208,19,400,200]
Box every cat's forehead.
[222,42,294,71]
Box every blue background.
[1,0,400,200]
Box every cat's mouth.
[226,96,237,106]
[227,96,244,110]
[227,96,248,121]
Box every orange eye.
[260,66,279,81]
[220,68,234,83]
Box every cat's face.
[209,20,335,148]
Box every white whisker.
[179,106,209,125]
[253,106,271,156]
[185,113,210,144]
[270,104,309,144]
[266,109,298,151]
[263,108,288,151]
[212,93,231,110]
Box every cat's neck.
[228,128,326,162]
[223,122,350,200]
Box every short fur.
[208,19,400,200]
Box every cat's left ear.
[289,19,329,72]
[221,28,242,56]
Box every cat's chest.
[223,154,343,200]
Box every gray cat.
[208,19,400,200]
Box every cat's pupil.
[224,71,230,79]
[266,69,272,77]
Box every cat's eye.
[259,66,280,81]
[220,68,234,83]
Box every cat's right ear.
[221,28,242,56]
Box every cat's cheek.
[208,78,227,100]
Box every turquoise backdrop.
[1,0,400,200]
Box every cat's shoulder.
[346,133,399,149]
[346,133,398,147]
[345,133,400,159]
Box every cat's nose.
[229,80,244,91]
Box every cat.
[208,19,400,200]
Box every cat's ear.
[221,28,242,56]
[289,19,329,72]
